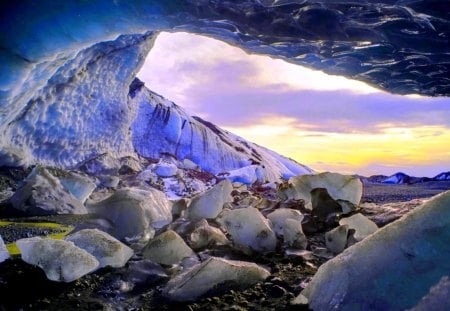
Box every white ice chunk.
[267,208,304,236]
[283,218,307,249]
[339,213,378,241]
[163,257,270,301]
[16,237,99,282]
[65,229,133,268]
[188,219,229,250]
[218,207,277,254]
[154,159,178,177]
[87,188,172,241]
[143,230,195,266]
[279,172,362,210]
[325,225,349,254]
[186,180,233,220]
[59,171,96,203]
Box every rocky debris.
[188,219,229,250]
[339,213,378,242]
[143,230,195,266]
[279,172,363,210]
[58,171,96,203]
[65,229,133,268]
[163,257,270,301]
[9,166,87,216]
[224,165,265,185]
[409,276,450,311]
[154,159,178,177]
[186,180,233,221]
[171,198,190,217]
[298,191,450,311]
[267,208,304,236]
[16,237,99,282]
[118,156,143,175]
[121,259,169,290]
[218,207,277,254]
[325,225,349,254]
[361,199,425,227]
[0,234,9,263]
[98,175,120,188]
[87,188,172,241]
[283,219,307,249]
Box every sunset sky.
[138,32,450,177]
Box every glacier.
[0,0,449,175]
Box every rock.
[16,237,99,282]
[299,191,450,311]
[163,257,270,301]
[267,208,304,236]
[218,207,277,254]
[9,166,87,216]
[283,219,307,249]
[118,156,143,175]
[310,188,343,221]
[188,219,229,250]
[279,172,363,210]
[325,225,349,254]
[409,276,450,311]
[154,160,178,177]
[65,229,133,268]
[99,175,120,188]
[87,188,172,241]
[339,213,378,241]
[122,259,169,289]
[0,235,10,263]
[143,230,195,266]
[59,171,96,203]
[186,180,233,221]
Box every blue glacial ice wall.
[0,0,448,172]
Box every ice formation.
[299,191,450,310]
[65,229,134,268]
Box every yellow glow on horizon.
[224,121,450,176]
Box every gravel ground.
[362,181,450,204]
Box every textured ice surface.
[299,191,450,311]
[325,225,350,254]
[186,180,233,221]
[87,188,172,241]
[0,235,10,263]
[279,172,363,210]
[267,208,304,236]
[16,237,99,282]
[9,166,87,216]
[218,207,277,254]
[339,213,378,242]
[409,276,450,311]
[65,229,133,268]
[163,256,270,301]
[59,172,96,203]
[188,219,229,250]
[143,230,195,266]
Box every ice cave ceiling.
[0,0,449,169]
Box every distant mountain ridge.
[359,171,450,185]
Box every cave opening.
[137,31,450,177]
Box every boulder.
[283,218,307,249]
[0,235,10,263]
[87,188,172,241]
[59,171,96,203]
[186,180,233,221]
[267,208,304,236]
[65,229,133,268]
[9,166,87,216]
[188,219,229,250]
[325,225,349,254]
[143,230,195,266]
[16,237,99,282]
[154,160,178,177]
[279,172,362,210]
[163,257,270,301]
[218,207,277,254]
[339,213,378,241]
[298,191,450,311]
